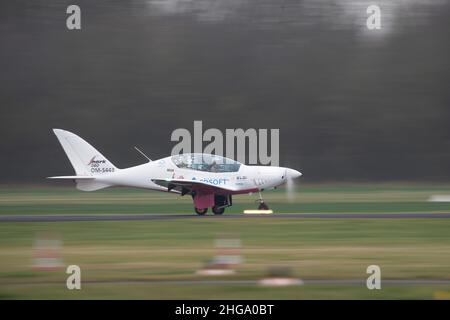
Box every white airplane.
[48,129,302,215]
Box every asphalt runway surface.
[1,212,450,222]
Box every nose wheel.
[257,191,270,210]
[258,201,269,210]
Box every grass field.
[1,184,450,299]
[2,183,450,215]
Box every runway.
[1,212,450,222]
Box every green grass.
[2,283,450,300]
[2,184,450,214]
[1,185,450,299]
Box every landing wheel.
[258,202,269,210]
[195,207,208,215]
[212,206,225,215]
[257,191,269,210]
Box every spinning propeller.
[284,168,302,202]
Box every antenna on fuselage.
[134,146,152,162]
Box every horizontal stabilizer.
[46,175,111,191]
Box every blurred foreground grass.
[1,218,450,299]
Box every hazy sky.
[1,0,449,183]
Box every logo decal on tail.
[87,155,114,174]
[87,156,106,166]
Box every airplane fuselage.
[89,155,300,194]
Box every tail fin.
[49,129,118,191]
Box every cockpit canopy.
[171,153,241,173]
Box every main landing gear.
[194,194,231,215]
[194,206,224,215]
[257,191,270,210]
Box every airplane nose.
[286,168,302,179]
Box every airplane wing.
[151,178,239,195]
